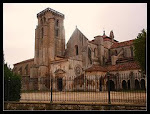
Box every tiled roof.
[106,61,140,71]
[85,65,107,72]
[111,39,134,49]
[85,61,140,72]
[14,58,34,65]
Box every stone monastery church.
[13,8,146,91]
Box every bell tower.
[33,8,65,90]
[34,8,65,66]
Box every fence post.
[50,78,53,104]
[107,72,111,104]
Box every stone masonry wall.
[4,102,146,110]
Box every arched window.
[99,77,103,91]
[122,80,127,90]
[41,27,44,38]
[128,80,130,90]
[75,45,78,55]
[106,80,115,91]
[135,79,140,90]
[140,79,145,90]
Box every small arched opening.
[99,78,102,91]
[57,78,63,91]
[122,80,127,90]
[140,79,146,90]
[128,80,130,90]
[75,45,78,55]
[55,69,66,91]
[135,79,140,90]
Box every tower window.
[56,29,59,37]
[75,45,78,55]
[56,19,59,27]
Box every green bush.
[4,63,21,101]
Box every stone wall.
[13,59,34,90]
[50,58,83,91]
[4,102,146,110]
[13,58,34,76]
[85,70,146,91]
[66,28,88,58]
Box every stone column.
[130,72,135,90]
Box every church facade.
[13,8,146,91]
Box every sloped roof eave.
[85,62,140,72]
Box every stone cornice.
[37,8,65,18]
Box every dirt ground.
[20,91,146,104]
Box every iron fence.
[5,72,146,105]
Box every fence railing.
[5,72,146,105]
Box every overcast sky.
[3,3,147,69]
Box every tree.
[4,63,21,101]
[133,29,146,74]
